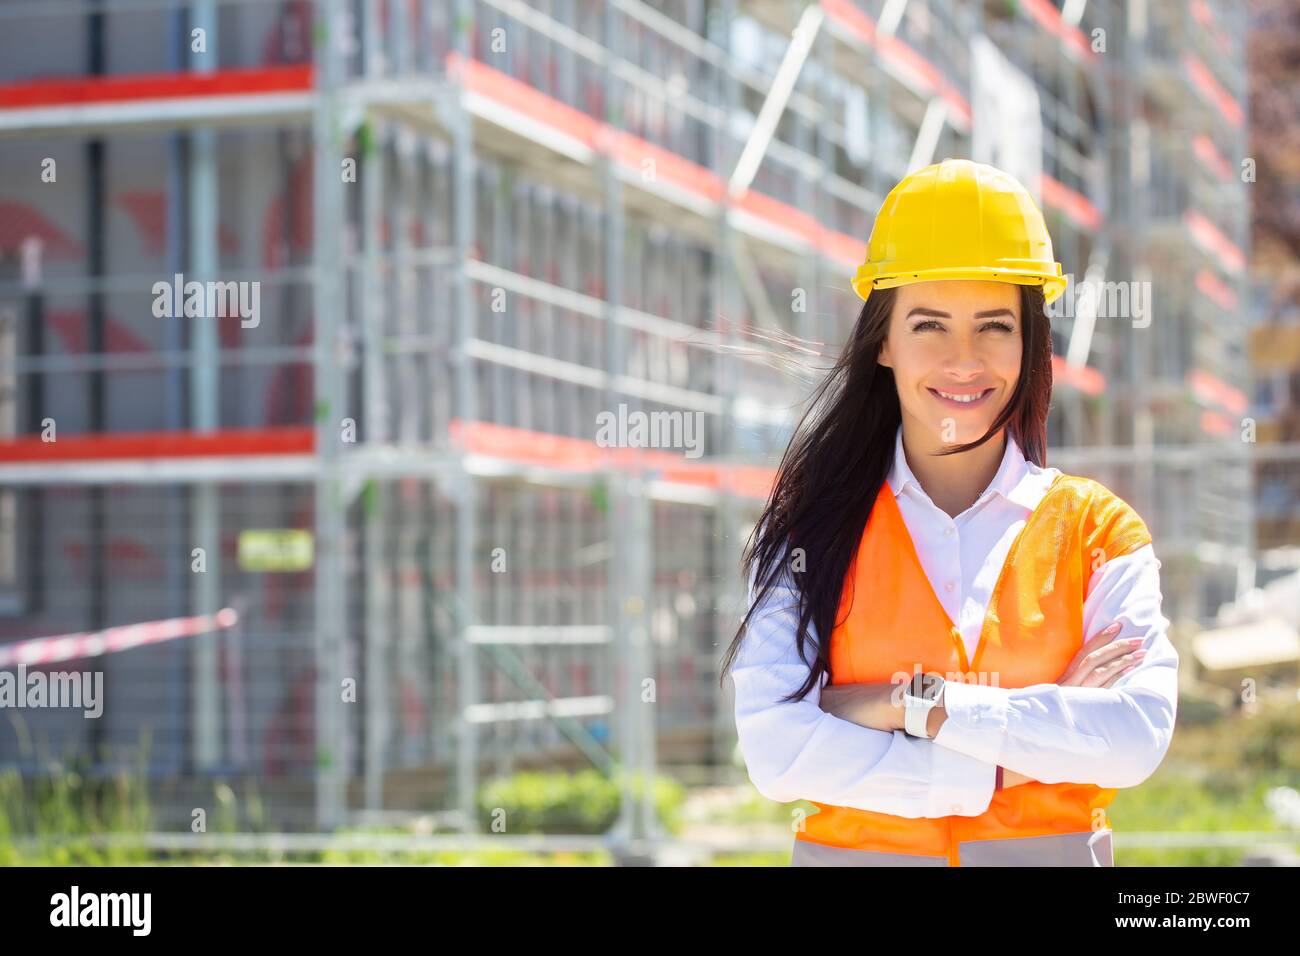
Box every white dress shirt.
[730,423,1179,818]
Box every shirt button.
[944,581,955,592]
[944,526,955,537]
[949,804,964,814]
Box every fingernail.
[1106,623,1122,632]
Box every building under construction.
[0,0,1271,841]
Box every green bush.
[1174,687,1230,727]
[476,769,685,835]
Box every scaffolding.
[0,0,1278,848]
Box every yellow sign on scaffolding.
[237,530,314,572]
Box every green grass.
[318,840,614,866]
[0,762,152,866]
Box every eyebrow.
[906,308,1017,320]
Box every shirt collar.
[886,422,1050,512]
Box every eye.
[912,319,1015,332]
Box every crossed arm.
[729,545,1178,818]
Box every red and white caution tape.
[0,607,238,669]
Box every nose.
[942,353,985,380]
[938,329,988,378]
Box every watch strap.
[904,694,935,738]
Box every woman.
[720,159,1178,866]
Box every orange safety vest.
[792,473,1153,866]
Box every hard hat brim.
[852,266,1067,305]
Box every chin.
[932,419,992,446]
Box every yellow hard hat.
[852,158,1067,305]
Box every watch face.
[911,674,941,701]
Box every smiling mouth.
[928,387,994,407]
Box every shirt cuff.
[932,680,1013,766]
[924,736,998,817]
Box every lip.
[928,386,995,409]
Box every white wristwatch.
[903,673,945,738]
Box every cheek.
[893,337,943,374]
[959,328,1022,368]
[991,339,1023,376]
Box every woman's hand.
[818,682,905,732]
[1002,622,1146,790]
[1057,621,1147,687]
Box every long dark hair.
[718,283,1054,701]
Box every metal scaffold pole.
[313,0,349,830]
[631,477,655,844]
[361,53,391,815]
[712,0,744,771]
[451,0,482,834]
[598,0,642,857]
[189,0,222,773]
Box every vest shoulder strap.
[1050,474,1153,565]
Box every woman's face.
[877,279,1023,445]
